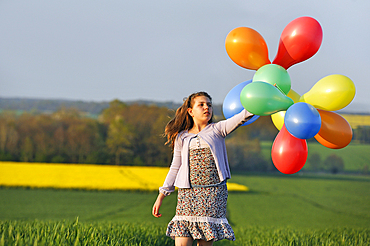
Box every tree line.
[0,99,369,173]
[0,99,278,170]
[0,100,174,167]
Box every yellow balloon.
[271,111,286,130]
[271,89,300,130]
[299,74,356,111]
[287,89,301,103]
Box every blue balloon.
[284,102,321,139]
[223,80,260,126]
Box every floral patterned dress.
[166,136,235,241]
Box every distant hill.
[0,97,223,116]
[0,98,109,115]
[337,102,370,115]
[1,97,367,120]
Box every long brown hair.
[164,92,213,149]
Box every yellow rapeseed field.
[340,113,370,129]
[0,162,249,192]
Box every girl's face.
[188,96,213,124]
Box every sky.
[0,0,369,113]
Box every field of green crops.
[1,220,368,246]
[1,173,369,245]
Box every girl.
[152,92,253,246]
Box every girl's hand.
[152,193,165,218]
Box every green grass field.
[1,220,368,246]
[261,141,370,172]
[1,174,369,245]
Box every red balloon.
[272,16,323,70]
[271,124,308,174]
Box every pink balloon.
[273,16,323,70]
[271,125,308,174]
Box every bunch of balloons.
[222,16,356,174]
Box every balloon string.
[274,83,286,95]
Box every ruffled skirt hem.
[166,218,235,242]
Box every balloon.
[286,89,301,103]
[272,16,323,70]
[271,89,301,130]
[225,27,271,70]
[271,124,308,174]
[284,102,321,139]
[299,74,356,111]
[314,109,353,149]
[271,111,286,131]
[252,64,291,95]
[240,81,294,116]
[223,80,260,125]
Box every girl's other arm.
[152,192,165,218]
[159,137,182,195]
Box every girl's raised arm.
[215,109,254,137]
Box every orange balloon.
[314,109,353,149]
[225,27,270,70]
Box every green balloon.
[240,81,294,116]
[252,64,291,95]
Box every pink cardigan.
[159,109,253,196]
